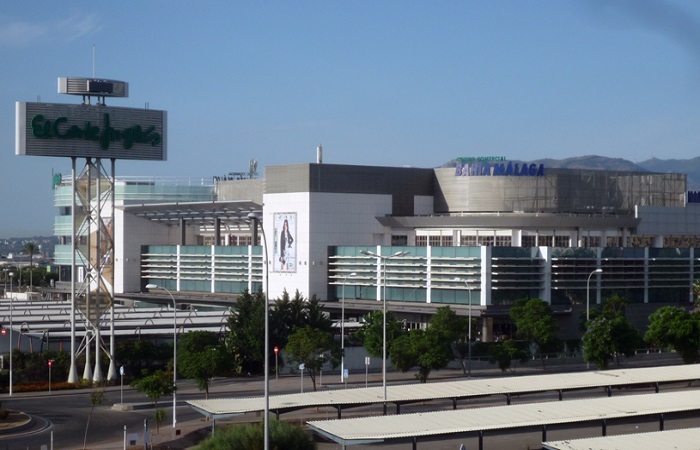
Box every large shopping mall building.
[53,159,700,340]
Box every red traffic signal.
[1,328,5,336]
[48,360,52,367]
[274,346,279,355]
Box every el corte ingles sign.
[16,102,167,161]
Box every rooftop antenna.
[92,44,96,78]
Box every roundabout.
[0,411,50,438]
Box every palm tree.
[23,242,37,292]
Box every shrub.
[196,419,316,450]
[8,381,80,393]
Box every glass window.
[554,236,569,247]
[495,236,512,247]
[521,236,536,247]
[478,236,494,246]
[461,235,477,246]
[392,235,408,246]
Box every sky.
[3,0,700,237]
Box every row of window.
[194,233,700,249]
[407,235,700,248]
[414,235,515,247]
[200,235,253,246]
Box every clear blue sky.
[2,0,700,237]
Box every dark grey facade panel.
[265,163,435,216]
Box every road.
[0,381,209,450]
[0,353,693,450]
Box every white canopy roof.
[187,364,700,418]
[307,390,700,447]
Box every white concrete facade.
[263,191,392,299]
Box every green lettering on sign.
[31,113,162,150]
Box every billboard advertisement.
[16,102,167,160]
[273,212,296,272]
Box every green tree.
[582,317,616,369]
[285,326,340,391]
[178,331,231,399]
[390,328,450,383]
[83,390,105,449]
[270,289,306,349]
[228,289,334,377]
[389,307,467,382]
[356,310,405,359]
[510,298,559,368]
[430,306,470,375]
[12,350,71,384]
[582,295,642,369]
[226,289,266,374]
[270,291,332,360]
[197,419,316,450]
[488,339,529,373]
[131,370,175,434]
[582,293,628,328]
[305,294,332,333]
[116,339,171,376]
[645,306,700,363]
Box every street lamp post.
[585,268,603,369]
[247,211,270,450]
[145,284,177,428]
[340,272,356,387]
[360,249,408,413]
[8,272,13,397]
[454,277,473,378]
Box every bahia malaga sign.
[455,156,544,177]
[16,102,167,161]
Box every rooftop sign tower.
[16,76,167,384]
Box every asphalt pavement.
[0,351,686,450]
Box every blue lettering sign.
[455,161,545,177]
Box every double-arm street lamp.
[247,211,270,450]
[145,284,177,428]
[585,268,603,369]
[340,272,357,387]
[360,249,409,411]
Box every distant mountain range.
[447,155,700,190]
[534,155,700,190]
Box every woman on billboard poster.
[274,213,296,272]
